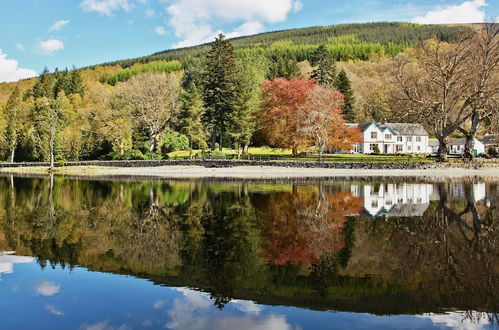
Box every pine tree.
[203,34,238,150]
[32,67,55,99]
[67,68,85,97]
[267,56,300,80]
[311,44,336,87]
[335,69,356,122]
[178,82,207,158]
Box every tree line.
[1,34,360,165]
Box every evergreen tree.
[267,56,300,80]
[335,69,356,122]
[32,67,55,99]
[203,34,239,150]
[67,68,85,97]
[4,87,23,162]
[178,82,207,158]
[53,68,70,98]
[311,44,336,87]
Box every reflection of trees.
[257,184,362,266]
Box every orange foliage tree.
[261,79,361,157]
[260,78,317,156]
[298,86,361,160]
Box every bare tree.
[118,72,181,153]
[391,35,478,162]
[458,23,499,160]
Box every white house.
[346,121,429,154]
[428,138,485,156]
[350,183,433,218]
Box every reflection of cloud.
[418,312,491,330]
[80,320,132,330]
[232,300,262,315]
[45,304,64,316]
[0,251,34,279]
[153,300,165,309]
[165,288,291,330]
[36,280,60,296]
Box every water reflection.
[0,176,497,329]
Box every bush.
[488,146,498,157]
[161,132,190,156]
[202,150,227,159]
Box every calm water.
[0,175,497,330]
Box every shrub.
[161,132,189,156]
[202,150,226,159]
[488,146,498,157]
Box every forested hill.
[102,22,471,68]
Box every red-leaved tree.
[261,78,317,156]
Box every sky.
[0,0,498,83]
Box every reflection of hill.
[0,177,496,316]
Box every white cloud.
[45,304,64,316]
[80,0,134,16]
[225,21,265,39]
[165,0,303,48]
[155,26,167,35]
[15,43,26,51]
[411,0,487,24]
[145,8,155,17]
[231,300,263,315]
[36,280,60,296]
[0,50,37,83]
[153,300,165,309]
[37,39,64,55]
[49,19,70,32]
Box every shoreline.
[0,165,498,179]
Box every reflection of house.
[448,182,486,202]
[429,138,485,156]
[350,183,433,218]
[346,121,429,154]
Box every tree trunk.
[318,143,324,162]
[149,135,157,153]
[119,141,125,156]
[292,145,298,157]
[49,137,55,169]
[219,134,223,151]
[237,144,242,160]
[463,111,480,161]
[243,144,249,155]
[211,133,216,151]
[437,137,449,162]
[10,146,15,163]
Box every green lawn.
[168,147,435,163]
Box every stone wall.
[0,159,497,170]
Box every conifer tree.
[178,82,207,158]
[203,34,238,150]
[311,44,336,87]
[267,56,300,80]
[32,67,55,99]
[335,69,356,122]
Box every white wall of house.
[449,139,485,155]
[351,122,428,154]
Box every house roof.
[384,123,428,136]
[350,121,428,136]
[482,134,499,145]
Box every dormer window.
[371,132,377,139]
[385,134,392,140]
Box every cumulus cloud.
[155,26,167,35]
[37,39,64,55]
[165,0,303,48]
[36,280,60,296]
[80,0,134,15]
[0,51,37,83]
[411,0,487,24]
[49,19,70,32]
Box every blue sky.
[0,0,498,82]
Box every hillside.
[100,22,471,68]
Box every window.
[417,146,421,151]
[416,137,421,142]
[397,136,403,142]
[370,144,378,152]
[385,134,392,140]
[407,137,413,142]
[396,145,403,152]
[371,132,377,139]
[408,146,411,151]
[371,201,378,208]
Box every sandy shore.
[0,165,498,179]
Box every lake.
[0,175,497,330]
